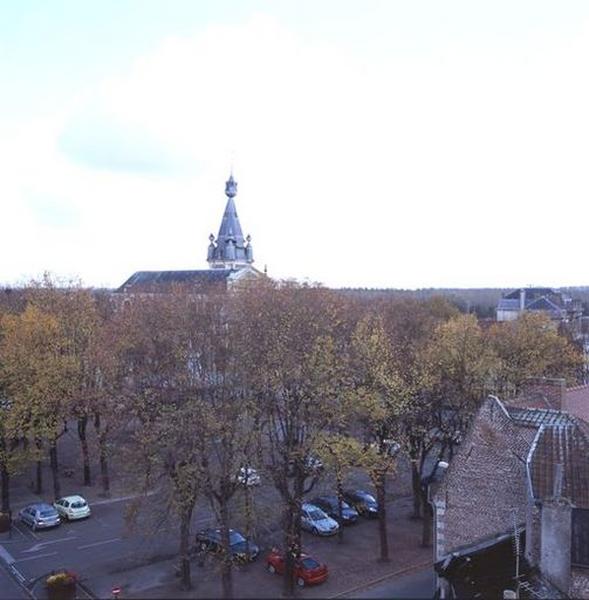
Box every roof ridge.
[567,383,589,391]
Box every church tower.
[207,174,254,270]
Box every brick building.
[433,396,589,598]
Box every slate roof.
[504,288,558,302]
[497,298,520,311]
[117,269,232,292]
[528,420,589,507]
[208,175,253,267]
[506,406,574,428]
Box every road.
[351,567,434,599]
[0,495,216,599]
[0,471,426,599]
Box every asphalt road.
[0,495,213,598]
[0,469,417,598]
[351,568,434,599]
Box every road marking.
[92,491,156,506]
[22,536,77,553]
[14,551,58,563]
[78,537,121,550]
[13,522,39,541]
[0,544,16,564]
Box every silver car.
[301,502,339,536]
[19,503,61,531]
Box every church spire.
[207,174,254,270]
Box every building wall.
[497,309,520,322]
[540,499,572,594]
[525,500,542,566]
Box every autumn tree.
[488,311,583,397]
[0,299,79,500]
[234,281,347,597]
[349,312,412,561]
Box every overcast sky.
[2,1,589,289]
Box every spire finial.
[225,173,237,198]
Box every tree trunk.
[336,476,345,544]
[94,414,110,496]
[0,438,9,513]
[34,438,43,495]
[376,471,389,562]
[421,494,433,547]
[49,440,61,501]
[410,459,422,519]
[244,485,253,559]
[219,499,233,599]
[179,504,194,590]
[77,416,91,486]
[283,473,303,598]
[282,504,297,598]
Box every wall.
[540,498,572,594]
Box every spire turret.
[207,174,254,270]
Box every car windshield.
[40,510,56,518]
[302,558,320,570]
[229,531,246,545]
[309,509,326,521]
[358,492,376,503]
[71,501,87,509]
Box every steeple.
[207,174,254,270]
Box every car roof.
[302,502,323,510]
[315,495,337,503]
[59,495,86,502]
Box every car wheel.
[267,564,276,574]
[297,577,305,587]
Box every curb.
[0,545,34,599]
[328,559,432,599]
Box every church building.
[118,174,262,293]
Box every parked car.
[195,528,259,562]
[53,495,91,521]
[266,548,328,587]
[234,467,261,487]
[19,503,60,531]
[287,455,324,477]
[311,495,359,524]
[300,503,339,536]
[343,489,379,518]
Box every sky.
[2,0,589,290]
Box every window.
[572,508,589,567]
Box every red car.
[266,548,328,587]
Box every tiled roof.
[117,270,232,292]
[565,384,589,424]
[528,420,589,508]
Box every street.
[0,463,429,599]
[351,567,434,599]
